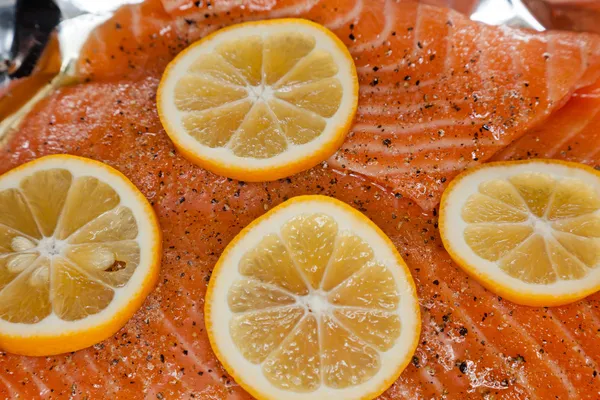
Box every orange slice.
[440,159,600,306]
[205,195,420,400]
[0,155,161,355]
[157,19,358,182]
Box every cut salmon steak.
[1,0,600,399]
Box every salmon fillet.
[494,81,600,163]
[1,1,600,399]
[76,0,600,209]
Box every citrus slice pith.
[0,155,161,356]
[157,18,358,182]
[440,159,600,307]
[205,195,420,400]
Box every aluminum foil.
[0,0,143,137]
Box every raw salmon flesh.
[1,0,600,399]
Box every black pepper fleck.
[412,356,420,368]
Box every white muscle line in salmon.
[179,292,241,388]
[356,101,451,116]
[493,138,523,161]
[545,36,556,106]
[578,39,590,87]
[0,374,20,399]
[545,109,600,158]
[412,3,424,64]
[421,309,508,394]
[582,146,600,164]
[160,0,188,13]
[207,0,244,13]
[352,118,479,136]
[166,0,240,15]
[151,347,217,396]
[390,385,415,400]
[269,0,320,18]
[357,97,494,116]
[80,352,113,393]
[479,27,511,92]
[443,286,538,399]
[349,0,395,54]
[175,375,197,396]
[418,365,444,395]
[170,12,212,34]
[180,362,223,398]
[130,6,143,42]
[326,164,397,196]
[327,157,393,179]
[476,28,492,84]
[435,323,458,369]
[327,155,465,180]
[419,314,456,373]
[171,11,224,39]
[157,309,224,385]
[156,16,182,39]
[426,322,458,375]
[546,309,599,372]
[493,302,579,399]
[510,41,525,92]
[466,321,537,397]
[20,358,51,397]
[214,0,253,13]
[504,38,536,136]
[145,374,182,399]
[143,368,174,399]
[54,363,73,384]
[182,297,205,326]
[400,376,426,400]
[348,137,496,158]
[583,301,600,331]
[433,273,565,397]
[405,381,425,400]
[44,360,76,395]
[375,376,415,400]
[359,80,436,95]
[443,13,455,75]
[155,15,181,37]
[412,157,476,175]
[325,0,363,30]
[66,352,113,396]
